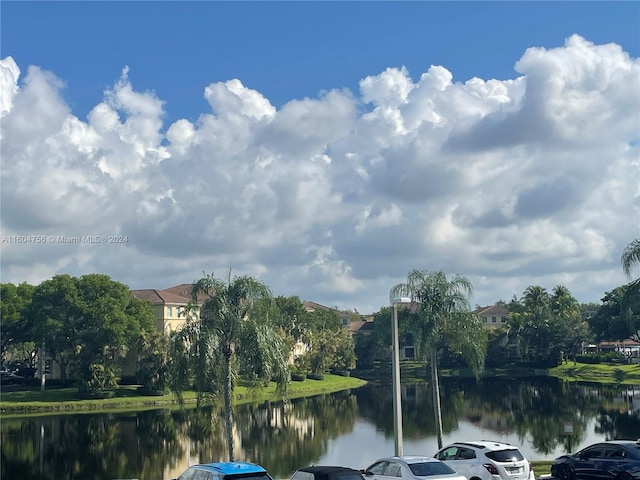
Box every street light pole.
[391,297,411,457]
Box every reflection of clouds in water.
[317,417,617,466]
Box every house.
[303,301,354,328]
[131,284,205,334]
[474,305,510,330]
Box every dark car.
[290,466,366,480]
[0,371,24,385]
[550,440,640,480]
[172,461,275,480]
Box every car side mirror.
[362,471,373,476]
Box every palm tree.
[622,238,640,282]
[170,271,290,461]
[522,285,550,318]
[550,285,580,319]
[390,270,486,448]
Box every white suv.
[434,441,535,480]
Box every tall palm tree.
[522,285,550,318]
[390,270,486,448]
[550,285,580,319]
[170,271,290,461]
[622,238,640,282]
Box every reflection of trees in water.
[355,378,640,457]
[355,382,465,440]
[2,381,638,479]
[234,391,359,479]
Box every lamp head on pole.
[391,297,412,306]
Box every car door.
[597,446,628,480]
[436,446,474,479]
[573,445,607,480]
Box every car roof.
[298,466,362,474]
[376,456,440,463]
[195,462,267,475]
[447,441,519,451]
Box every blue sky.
[1,1,639,313]
[4,2,638,123]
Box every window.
[366,462,387,475]
[436,447,459,461]
[178,468,197,480]
[409,462,456,476]
[458,448,476,460]
[167,306,173,317]
[193,471,213,480]
[486,449,525,462]
[404,347,415,359]
[384,463,401,477]
[292,472,314,480]
[501,317,507,323]
[482,317,487,323]
[492,316,497,323]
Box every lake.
[1,377,639,480]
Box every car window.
[178,468,197,480]
[409,462,456,476]
[384,463,402,477]
[193,471,212,480]
[458,448,476,460]
[437,447,459,461]
[367,462,388,475]
[292,472,315,480]
[582,447,606,459]
[604,447,625,459]
[486,449,525,462]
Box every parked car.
[291,466,366,480]
[550,440,640,480]
[362,455,468,480]
[172,461,275,480]
[434,441,535,480]
[0,371,24,385]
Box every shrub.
[308,373,324,381]
[291,373,306,381]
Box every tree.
[0,282,35,367]
[622,238,640,281]
[170,271,290,461]
[27,274,156,392]
[390,270,486,448]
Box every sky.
[1,1,639,315]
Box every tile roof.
[131,284,208,305]
[474,305,510,316]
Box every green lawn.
[0,374,367,416]
[548,361,640,384]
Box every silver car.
[363,456,468,480]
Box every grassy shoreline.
[2,361,638,417]
[0,374,367,416]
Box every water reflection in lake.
[2,377,639,480]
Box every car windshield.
[409,463,456,476]
[485,450,525,462]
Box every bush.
[307,373,324,381]
[332,370,350,377]
[291,373,306,381]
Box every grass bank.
[530,461,553,477]
[548,361,640,384]
[355,360,640,385]
[0,374,367,416]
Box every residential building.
[474,305,510,330]
[131,283,206,334]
